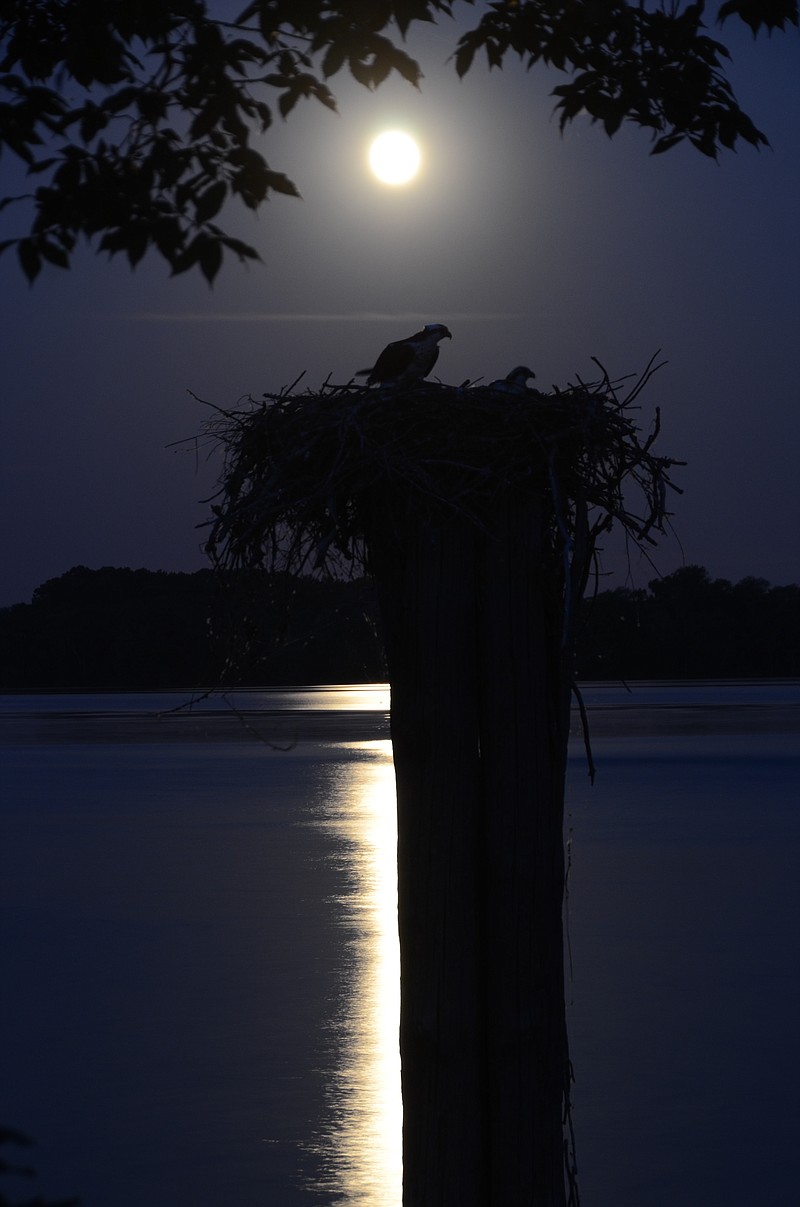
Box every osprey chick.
[359,323,452,388]
[488,365,536,394]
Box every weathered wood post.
[367,488,574,1206]
[205,362,677,1207]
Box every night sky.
[2,13,798,608]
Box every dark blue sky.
[2,13,798,607]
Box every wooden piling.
[204,364,679,1206]
[370,492,571,1206]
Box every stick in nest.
[197,357,683,585]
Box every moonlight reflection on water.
[2,686,798,1206]
[309,740,402,1206]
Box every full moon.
[368,130,421,186]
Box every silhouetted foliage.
[0,566,222,689]
[575,564,800,679]
[0,565,385,689]
[1,1,795,280]
[0,1127,79,1207]
[454,0,789,156]
[1,562,798,689]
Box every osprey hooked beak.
[424,323,452,340]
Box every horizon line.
[129,310,537,324]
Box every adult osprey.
[488,365,536,394]
[359,323,452,388]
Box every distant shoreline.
[3,696,799,746]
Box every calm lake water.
[2,682,799,1206]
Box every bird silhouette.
[358,324,452,387]
[488,365,537,394]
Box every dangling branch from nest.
[198,352,683,589]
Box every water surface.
[2,683,798,1205]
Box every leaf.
[278,88,298,118]
[169,240,201,277]
[689,130,719,159]
[486,40,504,70]
[39,239,69,268]
[384,45,423,87]
[98,230,131,256]
[251,2,277,45]
[126,228,149,268]
[150,215,183,259]
[254,100,273,130]
[225,37,268,69]
[3,134,35,165]
[190,105,220,141]
[136,89,168,123]
[169,237,200,277]
[718,0,798,33]
[348,58,375,88]
[105,85,140,114]
[194,180,227,222]
[264,170,300,198]
[222,235,261,263]
[26,156,58,176]
[322,40,348,78]
[18,239,41,282]
[717,113,739,150]
[366,54,392,89]
[310,81,338,113]
[603,107,624,137]
[199,237,223,284]
[552,84,586,127]
[80,105,108,142]
[454,31,482,78]
[650,132,684,155]
[736,112,769,148]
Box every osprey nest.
[200,355,683,581]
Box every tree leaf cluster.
[454,1,788,156]
[1,1,796,280]
[0,1,319,280]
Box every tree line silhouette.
[0,562,797,690]
[0,565,383,689]
[576,563,800,680]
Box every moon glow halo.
[369,131,421,185]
